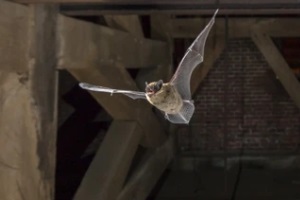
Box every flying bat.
[79,9,218,124]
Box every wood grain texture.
[74,121,142,200]
[0,1,29,72]
[58,15,166,147]
[58,15,167,69]
[117,136,174,200]
[172,18,300,38]
[104,15,144,38]
[251,29,300,109]
[0,3,58,200]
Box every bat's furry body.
[146,83,183,114]
[79,9,218,124]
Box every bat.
[79,9,218,124]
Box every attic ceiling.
[12,0,300,15]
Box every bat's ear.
[145,81,148,86]
[157,80,163,88]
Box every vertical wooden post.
[0,2,58,199]
[27,5,58,199]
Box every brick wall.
[177,38,300,154]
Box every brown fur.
[146,83,183,114]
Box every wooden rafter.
[251,28,300,110]
[11,0,300,6]
[61,8,300,16]
[74,121,142,200]
[101,13,173,199]
[104,15,144,38]
[135,14,173,89]
[117,136,174,200]
[172,18,300,38]
[58,15,166,147]
[57,15,167,69]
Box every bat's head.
[145,80,163,96]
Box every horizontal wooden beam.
[57,15,167,69]
[0,1,29,72]
[117,136,174,200]
[74,121,142,200]
[12,0,300,5]
[251,29,300,110]
[61,8,300,16]
[172,18,300,38]
[58,15,166,147]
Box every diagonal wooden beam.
[57,15,167,69]
[74,121,142,200]
[117,135,174,200]
[251,28,300,109]
[58,15,166,147]
[104,15,144,38]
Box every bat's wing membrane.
[170,9,218,100]
[165,100,195,124]
[79,82,146,100]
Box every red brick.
[177,38,300,154]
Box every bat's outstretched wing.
[165,100,195,124]
[79,82,146,100]
[170,9,218,100]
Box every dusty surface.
[0,71,54,200]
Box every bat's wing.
[79,82,146,100]
[170,9,218,100]
[165,100,195,124]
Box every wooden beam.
[104,15,144,38]
[0,3,58,200]
[58,15,166,147]
[11,0,300,5]
[0,1,29,72]
[117,136,174,200]
[251,29,300,109]
[135,14,173,88]
[172,18,300,38]
[74,121,142,200]
[61,8,300,16]
[67,66,138,120]
[27,4,58,199]
[254,18,300,37]
[57,15,167,69]
[67,66,166,147]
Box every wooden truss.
[1,0,300,199]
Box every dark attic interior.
[1,0,300,200]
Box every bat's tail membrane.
[165,100,195,124]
